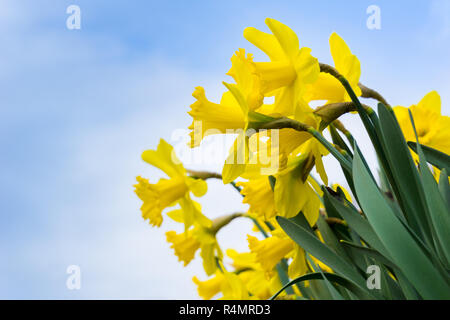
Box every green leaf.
[411,124,450,266]
[307,255,345,300]
[438,169,450,210]
[329,125,356,196]
[407,142,450,172]
[270,272,372,300]
[308,128,352,173]
[316,215,352,264]
[275,263,295,295]
[323,190,391,259]
[352,145,450,299]
[276,216,376,299]
[340,241,398,270]
[377,103,434,247]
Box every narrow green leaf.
[377,103,434,247]
[411,117,450,265]
[307,255,345,300]
[276,216,376,298]
[439,169,450,210]
[270,272,372,300]
[308,128,352,173]
[408,142,450,172]
[323,190,391,259]
[352,146,450,299]
[316,215,352,264]
[340,241,398,270]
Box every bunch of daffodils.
[135,19,450,300]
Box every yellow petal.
[274,165,309,219]
[243,27,284,61]
[185,177,208,197]
[221,271,251,300]
[134,176,188,227]
[188,87,245,147]
[166,208,184,223]
[222,134,248,183]
[166,230,200,266]
[305,72,346,103]
[265,18,299,60]
[288,244,308,279]
[179,196,212,229]
[227,49,264,110]
[141,139,185,178]
[226,249,258,270]
[329,32,352,73]
[301,186,321,225]
[418,90,441,115]
[193,272,224,300]
[247,235,293,275]
[293,47,320,84]
[223,81,249,117]
[236,177,277,220]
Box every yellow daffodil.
[274,154,322,224]
[227,48,265,111]
[188,49,274,149]
[166,230,200,266]
[394,91,450,156]
[192,271,224,300]
[244,18,320,116]
[247,234,293,276]
[219,261,254,300]
[227,249,283,299]
[306,32,361,103]
[165,203,223,276]
[247,227,309,280]
[134,139,210,228]
[188,87,246,148]
[236,177,277,220]
[239,102,329,184]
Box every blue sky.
[0,0,449,299]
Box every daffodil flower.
[247,226,309,281]
[306,32,361,103]
[244,18,320,116]
[236,177,277,220]
[165,225,222,276]
[274,154,323,224]
[193,249,283,300]
[247,224,332,281]
[241,100,329,184]
[226,249,283,299]
[134,139,210,229]
[165,204,222,276]
[166,204,245,276]
[394,91,450,156]
[188,49,274,148]
[192,271,224,300]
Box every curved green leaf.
[270,272,372,300]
